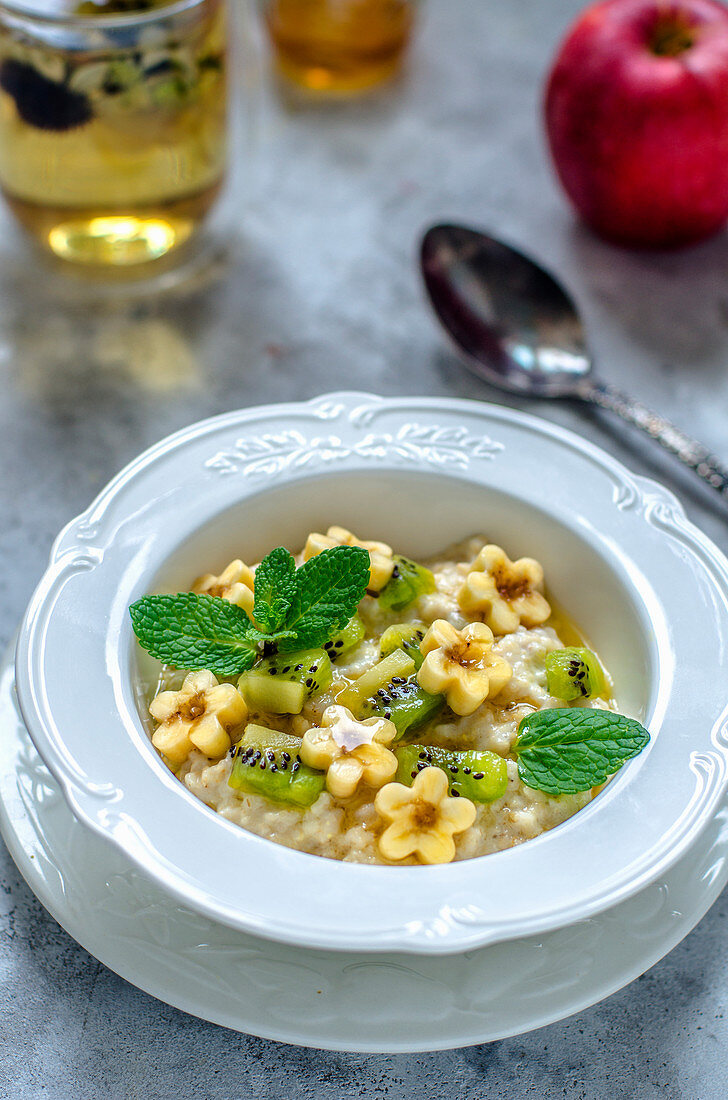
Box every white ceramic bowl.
[14,392,728,955]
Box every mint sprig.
[129,593,263,678]
[512,708,650,795]
[130,543,370,676]
[277,545,370,651]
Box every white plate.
[4,639,728,1052]
[14,393,728,953]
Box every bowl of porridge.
[137,527,644,867]
[14,392,728,953]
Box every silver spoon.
[421,223,728,499]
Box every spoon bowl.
[421,224,591,397]
[420,222,728,500]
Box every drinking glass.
[261,0,417,95]
[0,0,228,268]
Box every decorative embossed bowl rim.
[14,392,728,955]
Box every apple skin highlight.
[545,0,728,248]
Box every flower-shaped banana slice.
[192,559,255,616]
[299,704,398,798]
[149,670,247,766]
[375,766,476,864]
[417,619,512,716]
[458,544,551,634]
[303,525,395,593]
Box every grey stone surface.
[2,0,728,1095]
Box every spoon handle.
[579,380,728,498]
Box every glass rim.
[0,0,212,31]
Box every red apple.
[545,0,728,248]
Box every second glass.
[262,0,416,95]
[0,0,228,268]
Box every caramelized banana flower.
[458,544,550,634]
[149,670,247,766]
[417,619,512,716]
[300,704,398,798]
[375,766,476,864]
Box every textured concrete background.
[3,0,728,1095]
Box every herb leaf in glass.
[0,0,228,268]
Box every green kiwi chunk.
[323,613,366,660]
[395,744,508,803]
[336,650,416,712]
[545,647,606,701]
[379,624,425,669]
[228,724,325,808]
[377,555,435,611]
[238,648,332,714]
[357,673,443,739]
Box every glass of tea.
[0,0,228,269]
[262,0,417,95]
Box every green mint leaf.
[278,545,370,651]
[252,547,297,632]
[242,624,298,648]
[261,628,298,644]
[513,707,650,795]
[130,593,260,677]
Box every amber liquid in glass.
[0,0,227,266]
[264,0,414,94]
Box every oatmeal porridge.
[131,526,648,865]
